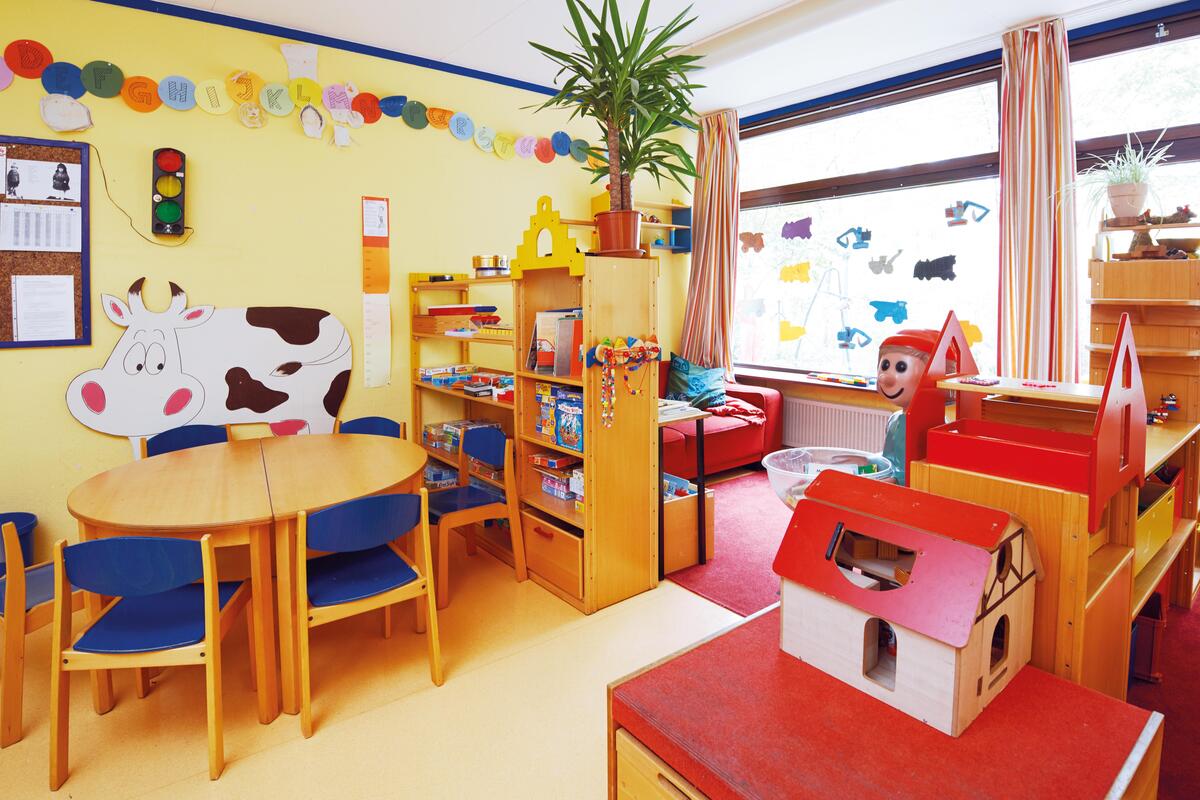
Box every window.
[737,78,1000,376]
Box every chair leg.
[1,616,25,748]
[49,658,70,790]
[205,640,225,780]
[246,600,257,691]
[436,522,452,610]
[424,588,444,687]
[83,592,114,716]
[298,614,314,739]
[382,605,393,639]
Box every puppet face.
[876,350,928,409]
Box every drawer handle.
[656,773,691,800]
[534,526,555,539]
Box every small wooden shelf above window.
[1084,343,1200,357]
[561,218,689,231]
[1087,298,1200,307]
[1101,221,1200,233]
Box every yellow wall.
[0,0,693,556]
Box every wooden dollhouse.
[773,470,1039,736]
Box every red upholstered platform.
[611,609,1158,800]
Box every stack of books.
[527,308,583,377]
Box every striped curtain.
[998,18,1078,381]
[679,109,739,373]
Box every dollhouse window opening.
[981,531,1031,618]
[835,529,914,592]
[863,617,897,691]
[990,615,1009,673]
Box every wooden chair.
[1,519,82,748]
[140,424,231,458]
[427,427,527,609]
[49,535,251,788]
[296,490,443,738]
[335,416,407,438]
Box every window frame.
[734,10,1200,376]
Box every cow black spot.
[225,367,288,413]
[323,369,351,418]
[246,307,330,346]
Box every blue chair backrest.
[339,416,402,438]
[146,424,228,457]
[463,427,506,469]
[63,537,203,597]
[306,494,422,553]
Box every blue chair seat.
[427,485,505,524]
[74,581,243,654]
[0,562,56,616]
[306,545,418,608]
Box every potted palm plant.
[530,0,701,254]
[1076,132,1173,219]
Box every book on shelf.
[554,316,584,378]
[527,308,583,374]
[428,304,498,316]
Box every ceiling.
[158,0,1169,117]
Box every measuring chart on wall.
[361,195,391,388]
[0,135,91,349]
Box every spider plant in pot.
[1075,131,1173,220]
[530,0,701,255]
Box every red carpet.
[1128,603,1200,799]
[668,471,792,616]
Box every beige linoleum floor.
[2,536,738,799]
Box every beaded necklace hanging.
[588,336,662,428]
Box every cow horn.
[168,281,187,314]
[127,277,147,314]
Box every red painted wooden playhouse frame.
[908,311,1146,532]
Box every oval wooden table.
[67,434,427,723]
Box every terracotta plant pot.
[595,209,643,254]
[1108,182,1149,219]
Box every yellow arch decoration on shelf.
[511,195,585,278]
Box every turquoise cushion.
[665,353,726,409]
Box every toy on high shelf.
[472,254,511,278]
[808,372,875,388]
[1161,393,1180,412]
[1147,393,1177,425]
[772,470,1041,737]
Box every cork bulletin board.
[0,135,90,348]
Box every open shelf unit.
[511,256,659,613]
[585,192,693,254]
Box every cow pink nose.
[164,388,193,416]
[81,381,106,413]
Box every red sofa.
[659,371,783,479]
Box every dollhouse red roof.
[772,471,1012,648]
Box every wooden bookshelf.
[513,256,659,613]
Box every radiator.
[782,397,891,452]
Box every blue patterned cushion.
[665,353,726,409]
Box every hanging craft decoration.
[945,200,990,226]
[779,262,811,283]
[194,78,234,114]
[4,37,590,165]
[959,319,984,346]
[869,300,909,324]
[512,195,585,278]
[913,255,957,281]
[739,232,765,253]
[781,217,813,239]
[836,227,871,249]
[836,326,872,349]
[80,60,123,97]
[779,321,806,341]
[868,249,902,275]
[41,62,85,99]
[585,336,662,428]
[260,82,294,116]
[121,75,161,112]
[4,39,53,79]
[40,94,93,132]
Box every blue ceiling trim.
[741,0,1200,129]
[90,0,560,97]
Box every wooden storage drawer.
[662,489,714,574]
[615,728,708,800]
[521,510,582,599]
[1135,483,1176,573]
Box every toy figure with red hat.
[877,329,940,485]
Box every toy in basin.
[762,447,892,508]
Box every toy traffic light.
[151,148,186,236]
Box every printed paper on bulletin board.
[0,137,90,347]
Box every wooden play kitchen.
[903,309,1199,700]
[408,197,662,613]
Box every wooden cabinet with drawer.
[1136,482,1177,573]
[615,729,708,800]
[521,509,583,599]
